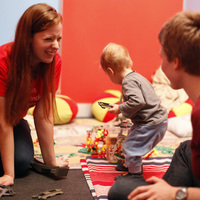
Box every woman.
[0,3,68,186]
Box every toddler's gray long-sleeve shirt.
[119,71,168,126]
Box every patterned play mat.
[26,115,104,169]
[26,115,191,199]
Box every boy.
[100,43,168,179]
[108,11,200,200]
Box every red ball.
[92,90,122,122]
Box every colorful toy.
[79,126,108,158]
[104,122,130,163]
[69,153,77,158]
[28,94,78,124]
[106,134,126,163]
[92,90,122,122]
[144,149,156,159]
[155,146,174,155]
[80,121,130,161]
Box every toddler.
[100,43,168,180]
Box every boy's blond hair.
[100,43,133,72]
[159,11,200,75]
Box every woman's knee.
[15,151,34,177]
[14,119,34,177]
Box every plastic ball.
[27,94,78,124]
[168,98,193,118]
[92,90,122,122]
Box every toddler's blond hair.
[100,43,133,72]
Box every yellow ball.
[168,98,193,118]
[92,90,122,122]
[27,95,78,124]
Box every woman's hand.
[0,174,14,186]
[128,176,177,200]
[56,156,69,168]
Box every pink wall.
[61,0,182,103]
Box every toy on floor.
[79,126,108,158]
[155,146,174,155]
[80,121,131,161]
[106,132,126,163]
[114,120,132,128]
[105,121,131,163]
[69,153,77,158]
[32,158,69,177]
[32,189,63,199]
[144,149,159,159]
[0,185,16,198]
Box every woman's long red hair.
[6,3,62,126]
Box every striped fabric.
[81,156,172,200]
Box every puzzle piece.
[0,185,16,198]
[32,189,63,199]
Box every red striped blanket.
[80,156,172,200]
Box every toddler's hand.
[0,175,14,186]
[109,104,121,115]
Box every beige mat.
[26,115,103,169]
[25,115,190,169]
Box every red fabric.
[81,156,171,199]
[0,42,61,108]
[0,43,11,96]
[190,96,200,180]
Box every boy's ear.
[107,67,114,76]
[174,58,181,70]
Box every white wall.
[0,0,61,45]
[183,0,200,11]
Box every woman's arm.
[34,94,68,167]
[0,97,14,186]
[33,94,56,166]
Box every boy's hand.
[108,104,121,115]
[128,176,176,200]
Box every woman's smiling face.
[31,22,62,65]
